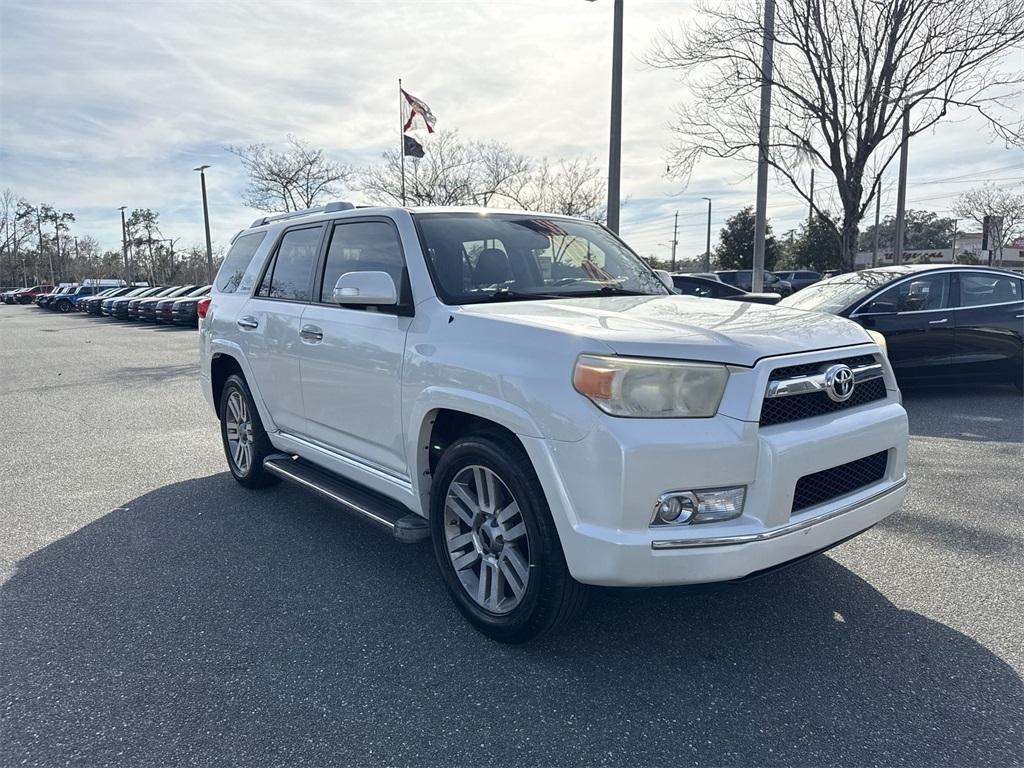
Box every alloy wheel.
[443,465,531,614]
[224,390,255,475]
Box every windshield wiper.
[557,285,651,297]
[483,288,567,302]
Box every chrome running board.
[263,454,429,544]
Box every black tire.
[56,300,72,313]
[218,374,278,488]
[429,430,589,643]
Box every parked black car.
[773,270,821,291]
[716,270,793,296]
[79,286,135,313]
[779,265,1024,388]
[137,285,198,321]
[157,285,211,325]
[671,274,781,305]
[166,286,212,325]
[106,287,165,318]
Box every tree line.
[0,192,222,288]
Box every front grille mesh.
[760,354,885,427]
[792,450,889,512]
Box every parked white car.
[200,203,908,642]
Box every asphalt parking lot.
[1,305,1022,768]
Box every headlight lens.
[867,329,888,357]
[573,355,729,418]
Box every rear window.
[216,232,267,293]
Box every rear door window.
[256,226,323,302]
[959,273,1023,307]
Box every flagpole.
[398,77,406,206]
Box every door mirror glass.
[332,271,399,306]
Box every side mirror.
[332,271,399,306]
[654,269,675,291]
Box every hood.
[458,295,872,367]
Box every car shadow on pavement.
[2,474,1021,767]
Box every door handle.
[928,318,948,325]
[237,315,259,329]
[299,324,323,342]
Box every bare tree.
[358,130,606,220]
[954,184,1024,265]
[228,134,353,212]
[506,158,607,221]
[648,0,1024,267]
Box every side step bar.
[263,454,429,543]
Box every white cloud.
[1,0,1021,264]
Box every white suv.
[200,203,908,642]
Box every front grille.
[792,450,888,512]
[760,355,885,427]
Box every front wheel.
[430,431,588,643]
[219,374,278,488]
[56,300,72,313]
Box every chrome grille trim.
[766,363,884,399]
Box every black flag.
[403,134,425,158]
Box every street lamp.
[586,0,623,234]
[702,197,713,272]
[194,165,214,283]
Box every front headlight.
[573,354,729,418]
[867,329,888,358]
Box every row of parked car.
[2,282,211,326]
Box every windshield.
[779,270,904,313]
[415,213,669,304]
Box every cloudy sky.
[2,0,1023,263]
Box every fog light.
[651,487,745,526]
[656,492,697,523]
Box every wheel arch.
[208,347,278,433]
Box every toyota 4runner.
[200,203,908,643]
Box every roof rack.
[249,201,355,228]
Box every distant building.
[855,232,1024,268]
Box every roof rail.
[249,201,355,228]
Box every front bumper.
[521,355,908,587]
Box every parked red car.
[7,285,55,305]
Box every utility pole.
[951,219,958,263]
[751,0,776,293]
[670,211,679,271]
[894,105,911,265]
[36,207,53,286]
[702,197,712,272]
[808,168,815,231]
[194,165,214,283]
[871,193,881,268]
[119,206,129,284]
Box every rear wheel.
[430,431,588,643]
[219,374,278,488]
[56,300,72,313]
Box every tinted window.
[673,277,714,297]
[781,270,904,313]
[959,273,1023,307]
[216,232,267,293]
[256,226,322,301]
[320,221,405,302]
[864,273,951,313]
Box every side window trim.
[252,223,327,304]
[313,216,413,310]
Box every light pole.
[586,0,623,233]
[751,0,777,293]
[702,197,712,272]
[194,165,214,283]
[119,206,129,284]
[892,91,928,265]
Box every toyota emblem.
[824,364,856,402]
